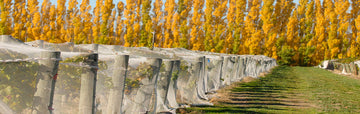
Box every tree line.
[0,0,359,65]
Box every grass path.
[184,66,360,113]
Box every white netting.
[153,48,212,106]
[0,59,40,113]
[356,61,360,71]
[155,60,175,113]
[221,56,236,86]
[26,40,97,114]
[0,35,60,114]
[122,57,161,114]
[54,54,99,114]
[171,56,211,107]
[355,61,360,76]
[166,60,181,110]
[205,56,223,93]
[0,35,278,114]
[319,59,360,76]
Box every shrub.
[277,46,295,66]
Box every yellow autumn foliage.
[0,0,359,65]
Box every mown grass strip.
[295,67,360,113]
[183,66,360,113]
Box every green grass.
[296,67,360,113]
[184,66,360,114]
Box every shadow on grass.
[185,66,306,113]
[185,105,286,114]
[221,102,298,106]
[229,98,283,102]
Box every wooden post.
[166,60,181,108]
[106,55,129,114]
[36,40,44,48]
[163,61,174,104]
[221,56,232,86]
[193,58,204,100]
[235,56,241,81]
[231,56,240,82]
[350,62,358,75]
[198,56,207,94]
[149,58,162,114]
[151,32,155,50]
[91,44,99,53]
[156,60,174,113]
[132,58,162,114]
[239,57,245,79]
[345,64,351,73]
[32,51,61,114]
[79,53,98,114]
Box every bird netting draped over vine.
[205,56,224,93]
[0,35,277,114]
[0,35,60,114]
[26,39,101,114]
[319,60,360,76]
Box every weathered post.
[32,51,61,114]
[231,56,241,82]
[35,40,44,48]
[91,44,99,53]
[345,64,351,74]
[357,63,360,76]
[66,42,75,52]
[151,32,155,51]
[167,60,180,109]
[156,60,174,113]
[350,62,358,75]
[190,57,209,105]
[127,58,162,113]
[79,53,98,114]
[197,56,208,100]
[205,56,224,92]
[238,57,245,79]
[149,58,162,114]
[221,56,231,86]
[106,55,129,114]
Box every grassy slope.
[185,66,360,114]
